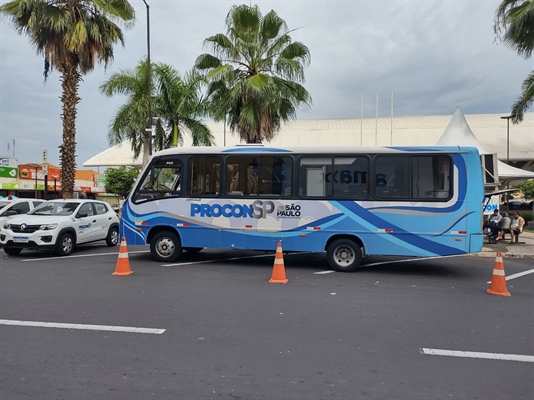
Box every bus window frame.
[131,156,184,204]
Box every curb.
[471,252,534,259]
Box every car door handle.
[92,220,96,223]
[108,217,112,220]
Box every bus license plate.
[13,237,29,243]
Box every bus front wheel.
[150,230,182,262]
[327,238,362,272]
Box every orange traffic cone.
[269,242,288,284]
[487,252,510,296]
[112,237,134,276]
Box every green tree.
[104,166,140,198]
[495,0,534,123]
[195,4,312,143]
[0,0,135,198]
[517,179,534,198]
[100,59,214,164]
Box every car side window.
[95,203,108,215]
[11,202,30,214]
[32,201,44,208]
[78,203,94,217]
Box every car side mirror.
[77,213,88,218]
[6,210,18,216]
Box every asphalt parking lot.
[1,245,533,400]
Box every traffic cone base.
[113,237,134,276]
[487,252,510,296]
[269,242,288,284]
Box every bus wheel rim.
[334,245,355,265]
[156,238,175,257]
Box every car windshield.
[29,202,80,216]
[0,201,9,210]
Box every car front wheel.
[55,233,75,256]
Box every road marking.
[362,254,463,268]
[314,270,335,274]
[420,348,534,363]
[487,268,534,283]
[0,319,165,334]
[21,250,150,262]
[161,253,274,267]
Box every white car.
[0,199,120,256]
[0,198,45,225]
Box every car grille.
[10,224,40,233]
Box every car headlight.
[39,223,58,230]
[3,223,10,229]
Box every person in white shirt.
[509,212,525,243]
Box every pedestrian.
[494,212,511,241]
[483,209,502,232]
[509,212,525,243]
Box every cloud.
[0,0,532,168]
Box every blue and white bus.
[121,146,485,271]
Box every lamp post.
[500,115,512,213]
[143,0,153,156]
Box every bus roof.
[153,145,480,157]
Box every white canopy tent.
[436,107,534,184]
[83,140,142,167]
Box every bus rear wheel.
[327,238,362,272]
[150,230,182,262]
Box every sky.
[0,0,532,169]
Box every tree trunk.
[59,58,80,199]
[142,131,150,167]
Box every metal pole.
[34,166,38,198]
[360,91,363,146]
[375,90,378,146]
[500,115,512,213]
[390,91,394,146]
[143,0,153,156]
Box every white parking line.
[21,250,150,262]
[487,268,534,283]
[362,254,464,268]
[161,253,274,267]
[0,319,165,334]
[420,348,534,363]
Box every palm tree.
[153,65,214,148]
[100,59,214,161]
[0,0,135,198]
[195,4,312,143]
[495,0,534,123]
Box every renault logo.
[21,224,26,231]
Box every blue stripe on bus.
[334,201,464,255]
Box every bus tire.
[327,238,362,272]
[183,247,203,254]
[150,230,182,262]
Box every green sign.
[0,166,18,178]
[97,175,106,188]
[1,183,19,189]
